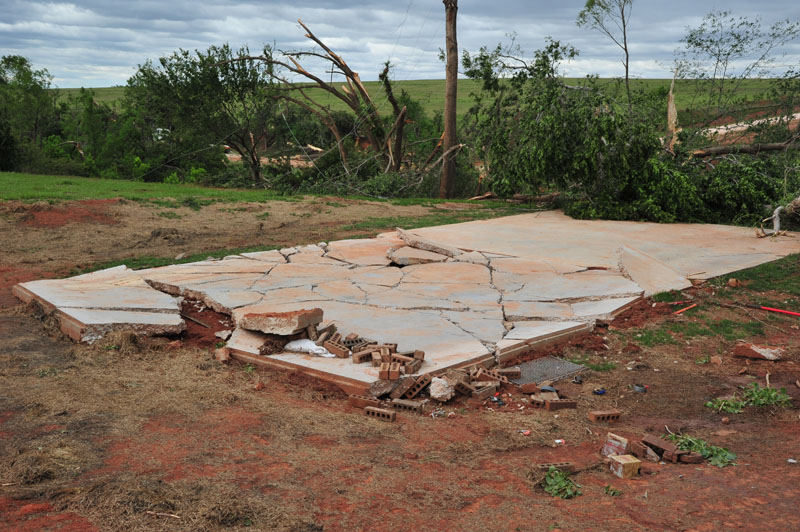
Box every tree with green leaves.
[0,55,61,148]
[127,44,280,183]
[577,0,634,104]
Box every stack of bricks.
[446,364,525,400]
[311,323,426,379]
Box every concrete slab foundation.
[14,211,798,392]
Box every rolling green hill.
[58,78,776,120]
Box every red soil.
[21,199,119,228]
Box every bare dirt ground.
[1,198,799,531]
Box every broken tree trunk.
[439,0,459,198]
[692,142,800,158]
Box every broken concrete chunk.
[387,246,449,266]
[215,329,232,341]
[733,342,784,361]
[618,245,692,296]
[239,308,323,336]
[429,377,455,402]
[396,228,463,258]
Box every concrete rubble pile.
[13,211,798,394]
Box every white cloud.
[0,0,798,87]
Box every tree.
[439,0,459,198]
[127,44,279,182]
[0,55,61,147]
[577,0,634,104]
[675,11,800,110]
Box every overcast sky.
[1,0,799,87]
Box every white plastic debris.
[284,339,335,357]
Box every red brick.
[365,406,396,422]
[391,353,414,365]
[352,348,374,364]
[455,381,476,396]
[371,352,382,367]
[679,452,704,464]
[323,340,350,358]
[384,343,398,354]
[404,359,423,374]
[496,367,522,378]
[529,397,545,408]
[520,382,539,394]
[588,409,621,422]
[390,378,416,399]
[388,362,401,380]
[413,350,425,360]
[330,332,342,343]
[535,462,575,473]
[344,333,359,341]
[630,441,648,459]
[404,374,432,399]
[545,399,577,411]
[642,434,678,455]
[390,398,422,414]
[378,363,390,380]
[472,384,498,400]
[348,394,382,409]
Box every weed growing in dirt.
[706,397,747,413]
[706,383,792,413]
[256,211,270,219]
[741,383,792,407]
[542,467,581,499]
[604,485,621,496]
[664,433,737,467]
[157,211,182,219]
[244,364,255,375]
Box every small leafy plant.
[243,364,255,375]
[664,433,737,468]
[604,485,621,497]
[705,397,746,413]
[706,383,792,413]
[542,467,582,499]
[741,383,792,408]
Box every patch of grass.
[157,211,182,219]
[256,211,270,219]
[0,172,281,203]
[542,467,581,499]
[70,245,281,274]
[651,291,685,303]
[325,201,345,208]
[714,253,800,296]
[634,328,678,347]
[668,321,712,338]
[706,319,764,341]
[568,355,616,372]
[664,433,737,468]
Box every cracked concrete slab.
[14,210,798,392]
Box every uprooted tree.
[227,20,456,193]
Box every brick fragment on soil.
[732,342,784,361]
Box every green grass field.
[58,78,777,120]
[0,172,281,203]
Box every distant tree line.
[1,8,799,227]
